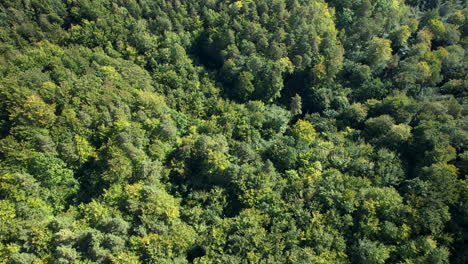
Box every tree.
[27,152,78,210]
[290,94,303,116]
[237,71,255,101]
[419,163,460,205]
[10,95,56,128]
[353,238,392,264]
[364,115,395,139]
[290,120,317,145]
[366,37,393,71]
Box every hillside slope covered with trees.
[0,0,467,263]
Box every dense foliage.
[0,0,466,263]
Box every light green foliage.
[391,25,412,46]
[10,95,56,127]
[290,120,317,145]
[367,37,393,71]
[429,19,446,37]
[74,135,95,164]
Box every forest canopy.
[0,0,467,263]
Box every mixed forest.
[0,0,467,263]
